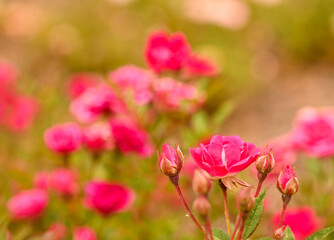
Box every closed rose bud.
[159,143,183,177]
[256,151,275,175]
[273,225,287,240]
[237,187,255,213]
[277,165,299,196]
[192,169,212,195]
[193,196,211,219]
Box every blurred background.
[1,0,334,239]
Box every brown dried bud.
[193,196,211,219]
[192,169,212,195]
[237,187,255,213]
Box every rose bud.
[193,195,211,219]
[273,225,287,240]
[45,222,67,240]
[192,169,212,195]
[237,187,255,213]
[159,143,184,177]
[256,151,275,175]
[277,165,299,196]
[7,189,49,220]
[73,226,97,240]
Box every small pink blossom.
[159,143,183,177]
[272,207,323,240]
[153,77,200,110]
[277,165,298,195]
[0,61,17,87]
[83,181,135,216]
[110,119,154,157]
[145,31,191,73]
[67,73,101,99]
[291,107,334,158]
[109,65,154,105]
[49,168,80,196]
[70,84,126,123]
[5,95,38,132]
[33,172,49,190]
[73,226,97,240]
[7,189,48,220]
[183,54,220,78]
[83,122,114,152]
[44,123,82,154]
[46,222,67,240]
[190,135,260,178]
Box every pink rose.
[67,73,101,99]
[73,226,97,240]
[272,207,323,240]
[7,189,48,220]
[110,119,154,157]
[46,222,67,240]
[70,84,126,123]
[190,135,260,178]
[83,122,114,152]
[153,77,202,111]
[49,168,80,196]
[145,31,190,73]
[109,65,154,105]
[44,123,82,154]
[83,181,135,216]
[159,143,183,177]
[277,165,298,195]
[183,54,220,78]
[291,107,334,158]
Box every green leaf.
[0,219,8,240]
[242,189,267,239]
[284,226,295,240]
[212,228,230,240]
[306,226,334,240]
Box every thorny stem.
[278,194,291,228]
[218,180,232,236]
[254,173,267,198]
[169,176,205,234]
[231,212,242,240]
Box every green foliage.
[284,226,295,240]
[306,226,334,240]
[242,189,267,239]
[212,228,230,240]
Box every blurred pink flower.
[153,77,200,110]
[46,222,67,240]
[145,31,190,73]
[190,135,260,178]
[5,95,38,132]
[49,168,80,196]
[70,84,126,123]
[272,207,323,240]
[83,181,135,216]
[291,107,334,158]
[73,226,97,240]
[110,119,154,157]
[183,54,220,78]
[67,73,101,99]
[34,172,49,190]
[83,122,114,152]
[44,122,82,154]
[0,61,17,88]
[7,189,48,220]
[109,65,154,105]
